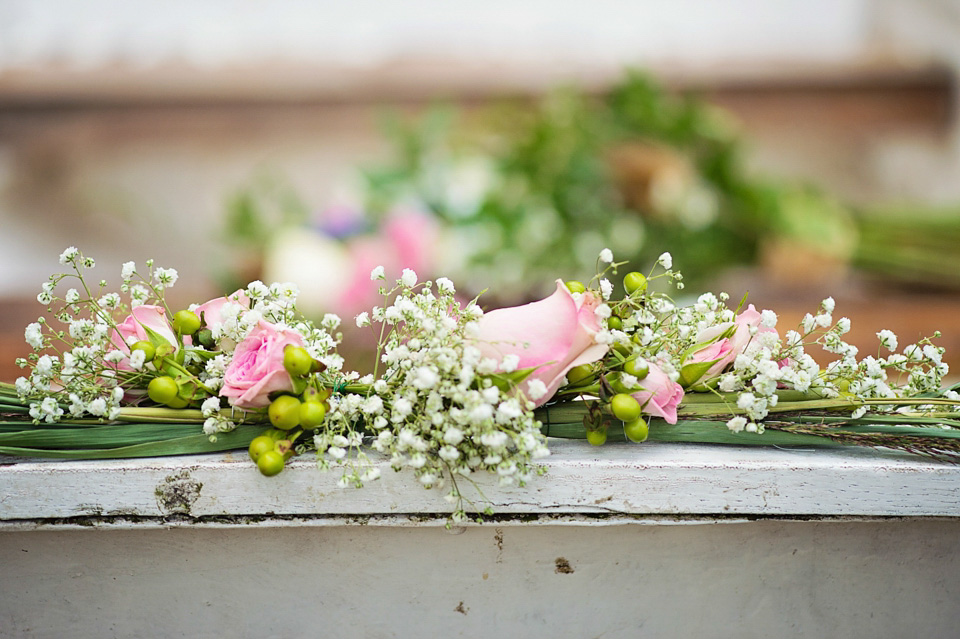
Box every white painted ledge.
[2,440,959,526]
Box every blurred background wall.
[2,0,960,379]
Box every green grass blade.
[0,424,269,459]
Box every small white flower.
[401,268,418,288]
[412,366,439,389]
[370,266,385,281]
[59,246,80,265]
[355,312,371,328]
[436,277,455,294]
[24,323,44,350]
[153,267,179,288]
[121,261,136,280]
[201,397,222,417]
[599,248,614,263]
[821,297,836,314]
[527,379,548,401]
[599,279,613,300]
[65,288,80,304]
[835,317,851,335]
[500,354,520,373]
[129,349,146,370]
[658,252,673,270]
[15,377,31,395]
[877,329,898,352]
[760,310,777,328]
[595,304,612,320]
[87,398,107,417]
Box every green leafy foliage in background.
[362,70,856,298]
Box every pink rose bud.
[472,280,610,407]
[220,320,306,409]
[686,304,780,384]
[192,290,250,328]
[108,305,178,371]
[631,362,684,424]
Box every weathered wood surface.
[2,440,959,525]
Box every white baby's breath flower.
[500,354,520,373]
[370,265,385,281]
[121,261,136,280]
[599,248,614,263]
[201,397,222,417]
[24,322,44,350]
[527,379,548,401]
[436,277,455,294]
[658,252,672,270]
[59,246,80,265]
[401,268,418,288]
[599,279,613,300]
[355,312,370,328]
[877,329,898,352]
[153,267,178,288]
[129,349,146,370]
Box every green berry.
[611,393,642,422]
[607,316,622,330]
[165,396,189,409]
[248,435,275,461]
[623,358,649,380]
[256,450,285,476]
[131,340,156,362]
[566,364,594,386]
[147,376,179,405]
[564,280,586,294]
[623,417,649,443]
[283,345,313,377]
[268,395,301,430]
[298,401,327,429]
[623,272,648,295]
[172,310,201,336]
[586,428,607,446]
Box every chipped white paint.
[2,440,959,524]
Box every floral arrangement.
[3,247,960,522]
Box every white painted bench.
[2,441,959,638]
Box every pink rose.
[193,290,250,328]
[472,280,609,407]
[686,304,778,383]
[109,305,178,371]
[631,362,684,424]
[220,320,305,409]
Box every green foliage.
[363,69,854,294]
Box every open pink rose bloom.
[472,280,609,407]
[220,320,305,409]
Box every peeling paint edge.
[2,512,957,532]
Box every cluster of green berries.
[250,345,331,477]
[564,271,652,447]
[145,310,206,408]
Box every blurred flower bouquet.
[3,247,960,522]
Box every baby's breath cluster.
[321,267,548,522]
[573,250,950,438]
[14,248,344,437]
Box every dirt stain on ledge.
[555,557,574,574]
[155,470,203,515]
[455,601,469,615]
